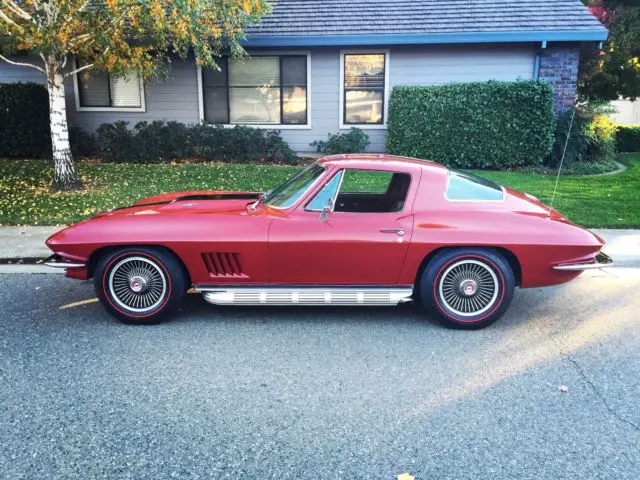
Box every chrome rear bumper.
[553,252,614,271]
[44,254,86,269]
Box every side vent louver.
[202,253,247,278]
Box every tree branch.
[0,8,21,30]
[3,1,33,21]
[64,62,94,78]
[0,53,44,73]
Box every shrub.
[190,124,298,164]
[310,128,370,154]
[617,125,640,153]
[133,121,192,162]
[0,82,50,158]
[94,121,298,164]
[69,127,97,157]
[386,81,556,169]
[263,130,299,164]
[547,111,617,168]
[95,121,136,163]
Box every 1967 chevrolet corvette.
[45,154,613,329]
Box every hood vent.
[178,193,260,202]
[202,252,247,278]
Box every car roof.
[318,154,448,173]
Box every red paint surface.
[46,154,605,289]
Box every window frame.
[339,49,390,130]
[306,168,412,214]
[264,163,328,211]
[72,58,146,113]
[197,51,312,130]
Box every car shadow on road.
[178,293,430,327]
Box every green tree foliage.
[580,0,640,101]
[0,0,268,190]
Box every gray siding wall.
[1,44,535,153]
[66,58,200,130]
[284,44,535,152]
[0,57,45,84]
[0,57,199,131]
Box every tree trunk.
[45,58,81,191]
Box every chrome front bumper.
[553,252,614,271]
[44,254,86,269]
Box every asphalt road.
[1,271,639,479]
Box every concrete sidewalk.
[0,226,60,259]
[1,225,639,265]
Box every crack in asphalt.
[559,351,640,434]
[531,319,640,435]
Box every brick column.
[538,45,581,113]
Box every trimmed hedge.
[0,82,50,158]
[386,81,556,169]
[94,121,299,164]
[310,128,370,154]
[617,125,640,153]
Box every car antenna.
[548,108,576,219]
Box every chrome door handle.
[380,229,405,236]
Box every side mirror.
[320,197,334,222]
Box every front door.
[268,167,420,285]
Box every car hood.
[95,190,263,218]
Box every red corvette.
[45,154,613,329]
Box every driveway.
[1,270,639,479]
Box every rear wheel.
[420,248,515,329]
[94,247,188,325]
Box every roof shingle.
[246,0,606,39]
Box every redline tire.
[420,248,515,329]
[93,247,188,325]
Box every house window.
[342,52,387,126]
[202,55,308,126]
[75,63,144,111]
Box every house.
[609,99,640,125]
[0,0,607,153]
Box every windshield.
[263,164,326,209]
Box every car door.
[268,165,421,285]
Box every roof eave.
[243,29,609,48]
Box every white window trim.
[339,49,390,130]
[72,58,146,113]
[197,51,312,130]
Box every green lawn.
[0,155,639,227]
[467,154,640,228]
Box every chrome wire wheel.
[438,259,499,317]
[108,256,167,314]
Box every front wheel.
[420,248,515,329]
[94,247,188,325]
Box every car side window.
[445,171,505,202]
[306,171,345,211]
[334,169,411,213]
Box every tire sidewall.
[94,247,187,324]
[421,248,515,329]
